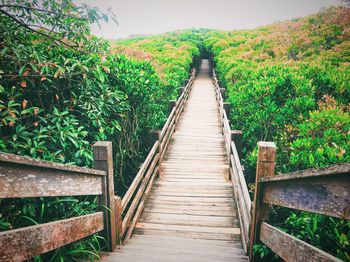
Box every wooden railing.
[249,142,350,262]
[0,141,116,261]
[119,68,196,243]
[0,69,196,261]
[212,69,252,253]
[212,69,350,262]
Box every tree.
[0,0,117,47]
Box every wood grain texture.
[260,222,342,262]
[93,141,117,251]
[262,173,350,219]
[0,152,105,176]
[0,162,103,198]
[260,163,350,182]
[249,141,276,261]
[0,212,103,262]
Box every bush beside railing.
[212,67,350,262]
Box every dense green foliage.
[111,29,213,99]
[204,6,350,261]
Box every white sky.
[74,0,342,39]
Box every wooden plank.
[145,202,235,211]
[0,162,103,198]
[143,207,236,217]
[260,222,342,262]
[139,213,237,227]
[115,245,246,261]
[121,235,245,255]
[0,212,104,262]
[260,163,350,182]
[101,249,248,262]
[122,141,159,211]
[262,173,350,219]
[136,223,240,235]
[0,152,105,176]
[148,195,233,202]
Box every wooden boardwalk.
[101,60,248,261]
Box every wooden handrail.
[120,68,196,243]
[0,213,104,262]
[0,141,116,261]
[212,68,252,254]
[0,152,105,176]
[249,142,350,261]
[121,141,160,211]
[260,222,342,262]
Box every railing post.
[114,196,122,245]
[248,142,276,261]
[223,102,231,117]
[178,87,185,97]
[231,130,243,159]
[93,141,117,251]
[150,130,163,176]
[220,88,226,99]
[150,129,161,162]
[168,100,176,115]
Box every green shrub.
[204,6,350,260]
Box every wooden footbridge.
[0,60,349,262]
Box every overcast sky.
[74,0,342,39]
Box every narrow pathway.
[102,60,248,261]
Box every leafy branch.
[0,0,117,48]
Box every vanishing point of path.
[102,60,248,261]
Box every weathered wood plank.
[136,223,240,235]
[139,213,237,227]
[260,222,342,262]
[0,212,104,262]
[0,152,105,176]
[260,163,350,182]
[262,173,350,219]
[143,207,236,217]
[0,162,103,198]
